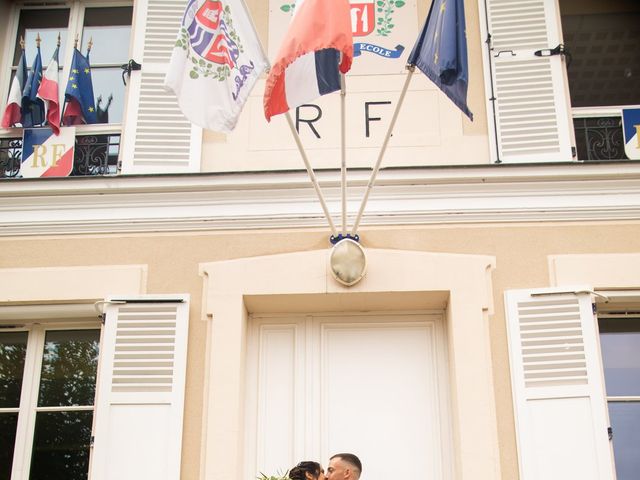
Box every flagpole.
[285,111,338,237]
[340,73,347,235]
[351,65,414,236]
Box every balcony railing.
[0,132,120,178]
[573,115,628,162]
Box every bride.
[288,461,324,480]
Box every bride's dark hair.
[288,461,321,480]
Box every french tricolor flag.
[37,45,61,135]
[264,0,353,121]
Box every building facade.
[1,0,639,479]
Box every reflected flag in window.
[63,48,97,125]
[407,0,473,120]
[1,45,27,128]
[21,44,45,127]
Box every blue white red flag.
[21,46,45,127]
[263,0,353,121]
[63,48,97,125]
[407,0,473,120]
[20,127,75,178]
[37,45,61,135]
[622,108,640,160]
[1,47,27,128]
[165,0,269,132]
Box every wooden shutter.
[119,0,202,174]
[483,0,574,163]
[504,288,615,480]
[89,296,189,480]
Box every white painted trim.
[199,248,499,480]
[2,163,640,235]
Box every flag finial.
[57,33,61,47]
[20,36,25,49]
[36,33,41,48]
[74,35,79,49]
[87,37,93,54]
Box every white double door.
[244,312,452,480]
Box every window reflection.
[0,332,28,408]
[608,402,640,480]
[599,318,640,397]
[29,411,93,480]
[13,9,69,66]
[0,413,19,480]
[38,330,100,407]
[79,7,133,124]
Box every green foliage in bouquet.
[258,472,289,480]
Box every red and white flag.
[263,0,353,121]
[1,49,27,128]
[37,46,61,135]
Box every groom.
[325,453,362,480]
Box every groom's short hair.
[330,453,362,477]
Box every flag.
[1,47,27,128]
[407,0,473,120]
[164,0,269,132]
[63,48,97,125]
[21,46,45,127]
[263,0,353,121]
[37,45,61,135]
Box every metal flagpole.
[340,73,347,235]
[285,111,338,237]
[351,65,415,236]
[239,0,337,237]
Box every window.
[1,3,133,177]
[598,316,640,480]
[0,325,100,480]
[559,0,640,160]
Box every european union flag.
[63,48,97,125]
[407,0,473,120]
[21,46,45,127]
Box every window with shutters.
[0,2,132,178]
[598,314,640,480]
[558,0,640,161]
[0,324,100,480]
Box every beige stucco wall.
[3,221,640,478]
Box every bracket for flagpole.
[329,235,366,287]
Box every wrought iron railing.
[573,116,627,161]
[1,133,120,178]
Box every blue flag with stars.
[63,48,97,125]
[407,0,473,120]
[21,46,45,127]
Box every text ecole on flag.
[163,0,472,133]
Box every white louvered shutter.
[119,0,202,174]
[504,288,615,480]
[483,0,574,162]
[89,296,189,480]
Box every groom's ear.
[304,472,314,480]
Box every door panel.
[245,314,451,480]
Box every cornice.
[2,162,640,236]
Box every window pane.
[38,330,99,407]
[561,2,640,107]
[608,402,640,480]
[29,411,93,480]
[91,69,127,124]
[81,7,133,65]
[0,331,28,408]
[599,318,640,396]
[14,9,69,66]
[0,413,19,480]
